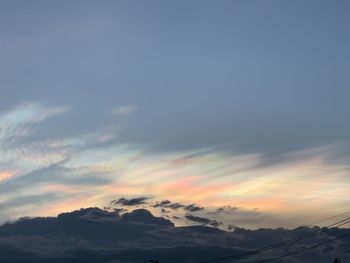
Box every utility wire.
[311,211,350,226]
[256,232,350,263]
[195,218,350,263]
[237,210,350,248]
[150,211,350,263]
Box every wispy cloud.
[0,103,69,176]
[0,103,68,143]
[111,105,137,116]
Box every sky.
[0,0,350,229]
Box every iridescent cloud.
[0,103,349,229]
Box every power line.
[252,218,350,252]
[311,211,350,226]
[239,210,350,248]
[196,218,350,263]
[150,211,350,263]
[256,232,350,263]
[195,217,350,263]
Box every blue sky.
[0,1,349,228]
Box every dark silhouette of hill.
[0,207,349,263]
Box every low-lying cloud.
[0,206,348,263]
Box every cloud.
[184,204,204,212]
[121,209,174,226]
[0,170,16,181]
[153,200,185,209]
[112,105,137,116]
[0,104,70,174]
[185,214,223,227]
[215,206,239,214]
[152,200,203,212]
[1,0,350,168]
[108,198,264,231]
[0,103,68,143]
[111,197,149,206]
[0,1,349,245]
[167,203,185,209]
[161,208,169,214]
[153,200,172,207]
[0,206,347,263]
[0,104,350,229]
[0,193,62,209]
[0,165,112,196]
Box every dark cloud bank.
[0,206,349,263]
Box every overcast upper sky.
[0,0,349,228]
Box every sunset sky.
[0,0,349,229]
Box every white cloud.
[0,103,70,177]
[0,103,69,141]
[111,105,137,116]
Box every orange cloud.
[0,170,16,181]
